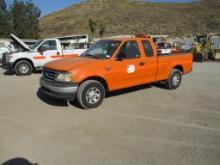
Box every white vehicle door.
[35,40,62,66]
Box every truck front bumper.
[2,62,13,70]
[1,53,13,70]
[40,78,78,101]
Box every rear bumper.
[189,65,193,73]
[40,78,78,100]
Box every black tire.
[76,80,105,109]
[14,60,33,76]
[165,69,182,90]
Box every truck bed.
[156,52,193,81]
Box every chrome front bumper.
[40,78,78,100]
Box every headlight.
[56,73,73,82]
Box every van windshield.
[30,40,44,50]
[81,40,121,59]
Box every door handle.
[139,62,145,66]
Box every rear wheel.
[76,80,105,109]
[165,69,182,90]
[15,60,33,76]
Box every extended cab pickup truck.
[40,35,193,109]
[2,34,87,75]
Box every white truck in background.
[2,34,88,75]
[157,42,172,55]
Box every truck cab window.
[118,41,140,59]
[30,40,43,50]
[41,40,57,50]
[81,40,121,59]
[142,40,154,57]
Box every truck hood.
[10,33,31,51]
[45,57,96,71]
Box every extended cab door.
[140,39,158,82]
[110,40,149,90]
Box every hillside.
[39,0,220,38]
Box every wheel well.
[13,58,34,69]
[173,65,184,73]
[81,76,109,92]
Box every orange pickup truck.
[39,35,193,109]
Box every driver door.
[36,40,61,66]
[110,40,147,90]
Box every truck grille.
[43,69,57,81]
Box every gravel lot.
[0,62,220,165]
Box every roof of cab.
[96,34,152,42]
[118,34,151,40]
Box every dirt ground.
[0,62,219,165]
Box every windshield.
[81,40,121,59]
[30,40,44,50]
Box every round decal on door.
[127,65,135,73]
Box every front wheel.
[76,80,105,109]
[165,69,182,90]
[14,60,33,76]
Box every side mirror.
[38,46,46,54]
[116,52,126,61]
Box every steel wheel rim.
[86,87,101,104]
[172,73,180,86]
[19,64,29,74]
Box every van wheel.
[76,80,105,109]
[15,60,33,76]
[165,69,182,90]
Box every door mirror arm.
[37,46,45,55]
[116,52,126,61]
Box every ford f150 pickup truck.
[2,34,88,75]
[40,34,193,109]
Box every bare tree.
[99,22,106,37]
[88,18,97,41]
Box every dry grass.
[39,0,220,38]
